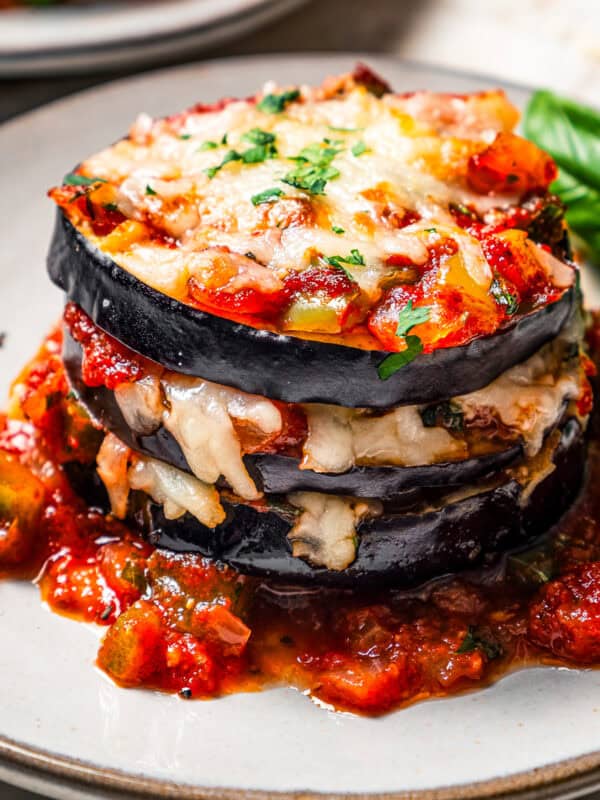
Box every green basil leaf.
[524,90,600,194]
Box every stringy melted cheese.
[75,86,525,304]
[113,325,584,488]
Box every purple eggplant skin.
[132,418,585,589]
[63,331,523,500]
[49,212,576,408]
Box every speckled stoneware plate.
[1,54,600,800]
[0,0,305,76]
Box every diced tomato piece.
[468,132,557,195]
[163,631,219,696]
[234,401,307,457]
[315,652,419,713]
[529,563,600,662]
[283,266,356,300]
[98,599,167,684]
[187,250,287,319]
[367,284,419,351]
[40,553,116,623]
[98,540,151,608]
[64,303,152,388]
[481,230,554,303]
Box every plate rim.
[0,0,295,55]
[1,51,599,800]
[2,732,600,800]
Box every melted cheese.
[456,343,581,457]
[161,374,281,500]
[96,432,226,528]
[302,405,466,472]
[127,456,225,528]
[76,85,526,309]
[113,324,585,482]
[287,492,382,570]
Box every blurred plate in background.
[0,0,305,76]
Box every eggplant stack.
[47,68,591,587]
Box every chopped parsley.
[490,277,519,315]
[456,627,503,660]
[198,140,219,151]
[351,140,369,157]
[205,130,278,179]
[324,248,365,270]
[395,300,431,337]
[282,139,342,195]
[420,401,464,431]
[331,225,345,234]
[63,173,107,186]
[145,185,157,196]
[102,202,119,212]
[328,125,362,133]
[257,89,300,114]
[221,132,229,145]
[251,187,284,206]
[377,337,424,380]
[243,128,276,146]
[424,227,437,234]
[377,301,431,380]
[178,134,192,140]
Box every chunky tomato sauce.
[2,326,600,714]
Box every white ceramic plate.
[0,0,305,76]
[1,54,600,800]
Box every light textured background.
[1,1,599,798]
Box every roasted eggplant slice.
[49,213,575,408]
[68,418,584,588]
[63,332,524,500]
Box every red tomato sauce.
[2,326,600,715]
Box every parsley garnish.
[102,202,119,212]
[424,227,437,234]
[328,125,361,133]
[221,132,229,145]
[179,134,192,140]
[63,173,107,186]
[257,89,300,114]
[377,338,424,380]
[243,128,276,146]
[205,130,278,179]
[145,185,157,196]
[377,300,431,380]
[282,139,342,195]
[457,627,503,660]
[251,187,284,206]
[490,277,519,315]
[351,140,369,157]
[324,248,365,270]
[395,300,431,336]
[332,225,345,234]
[198,140,218,151]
